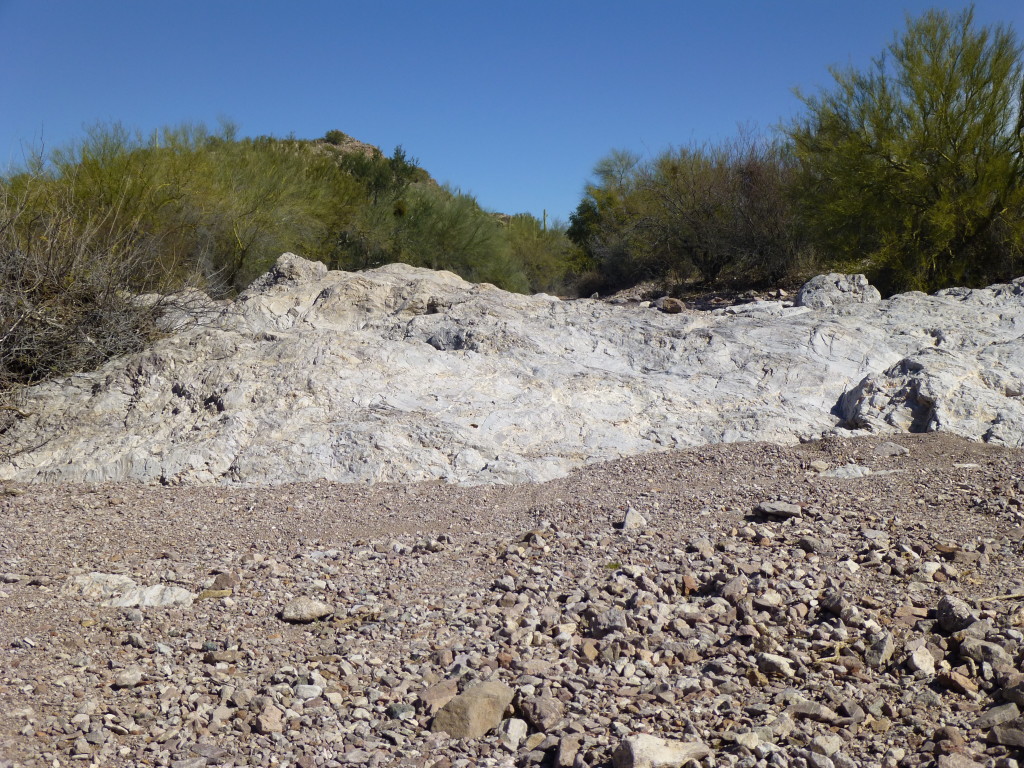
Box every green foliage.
[398,185,520,287]
[11,122,367,294]
[572,135,812,292]
[333,182,536,293]
[323,129,349,145]
[788,6,1024,293]
[505,214,574,294]
[182,135,363,290]
[337,145,425,204]
[330,148,574,294]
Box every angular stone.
[822,464,873,479]
[906,646,936,675]
[974,702,1020,730]
[294,684,323,700]
[621,507,648,530]
[1002,678,1024,706]
[788,701,838,723]
[612,734,712,768]
[419,678,460,714]
[810,733,844,757]
[756,653,795,678]
[431,681,515,739]
[67,572,137,600]
[496,717,528,751]
[210,571,240,590]
[519,694,564,731]
[959,637,1013,667]
[112,667,143,689]
[591,607,629,636]
[988,726,1024,748]
[806,753,836,768]
[796,273,881,309]
[733,731,760,750]
[937,755,985,768]
[938,670,979,696]
[864,631,896,668]
[756,501,802,519]
[254,703,284,734]
[936,595,976,633]
[654,297,685,314]
[719,575,748,603]
[557,733,583,767]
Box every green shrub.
[570,136,813,293]
[788,7,1024,293]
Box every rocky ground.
[2,433,1024,768]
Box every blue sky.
[2,1,1022,222]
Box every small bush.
[0,180,201,392]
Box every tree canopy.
[787,6,1024,293]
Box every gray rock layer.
[2,254,1023,486]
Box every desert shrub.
[788,7,1024,293]
[10,122,366,295]
[643,135,813,286]
[323,129,349,145]
[395,185,528,291]
[0,178,199,392]
[569,136,813,293]
[505,214,573,294]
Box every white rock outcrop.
[1,254,1022,486]
[796,272,882,309]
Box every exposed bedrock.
[1,254,1022,485]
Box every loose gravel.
[2,433,1023,768]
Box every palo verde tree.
[788,6,1024,293]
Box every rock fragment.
[112,667,143,689]
[280,596,334,623]
[105,584,195,608]
[937,594,976,632]
[620,506,648,530]
[430,681,515,739]
[254,703,284,734]
[756,501,802,519]
[612,734,711,768]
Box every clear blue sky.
[2,1,1022,223]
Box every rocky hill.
[1,254,1023,486]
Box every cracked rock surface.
[1,433,1024,767]
[1,255,1023,486]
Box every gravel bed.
[2,433,1023,768]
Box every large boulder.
[1,255,1023,486]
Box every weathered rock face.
[1,254,1023,485]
